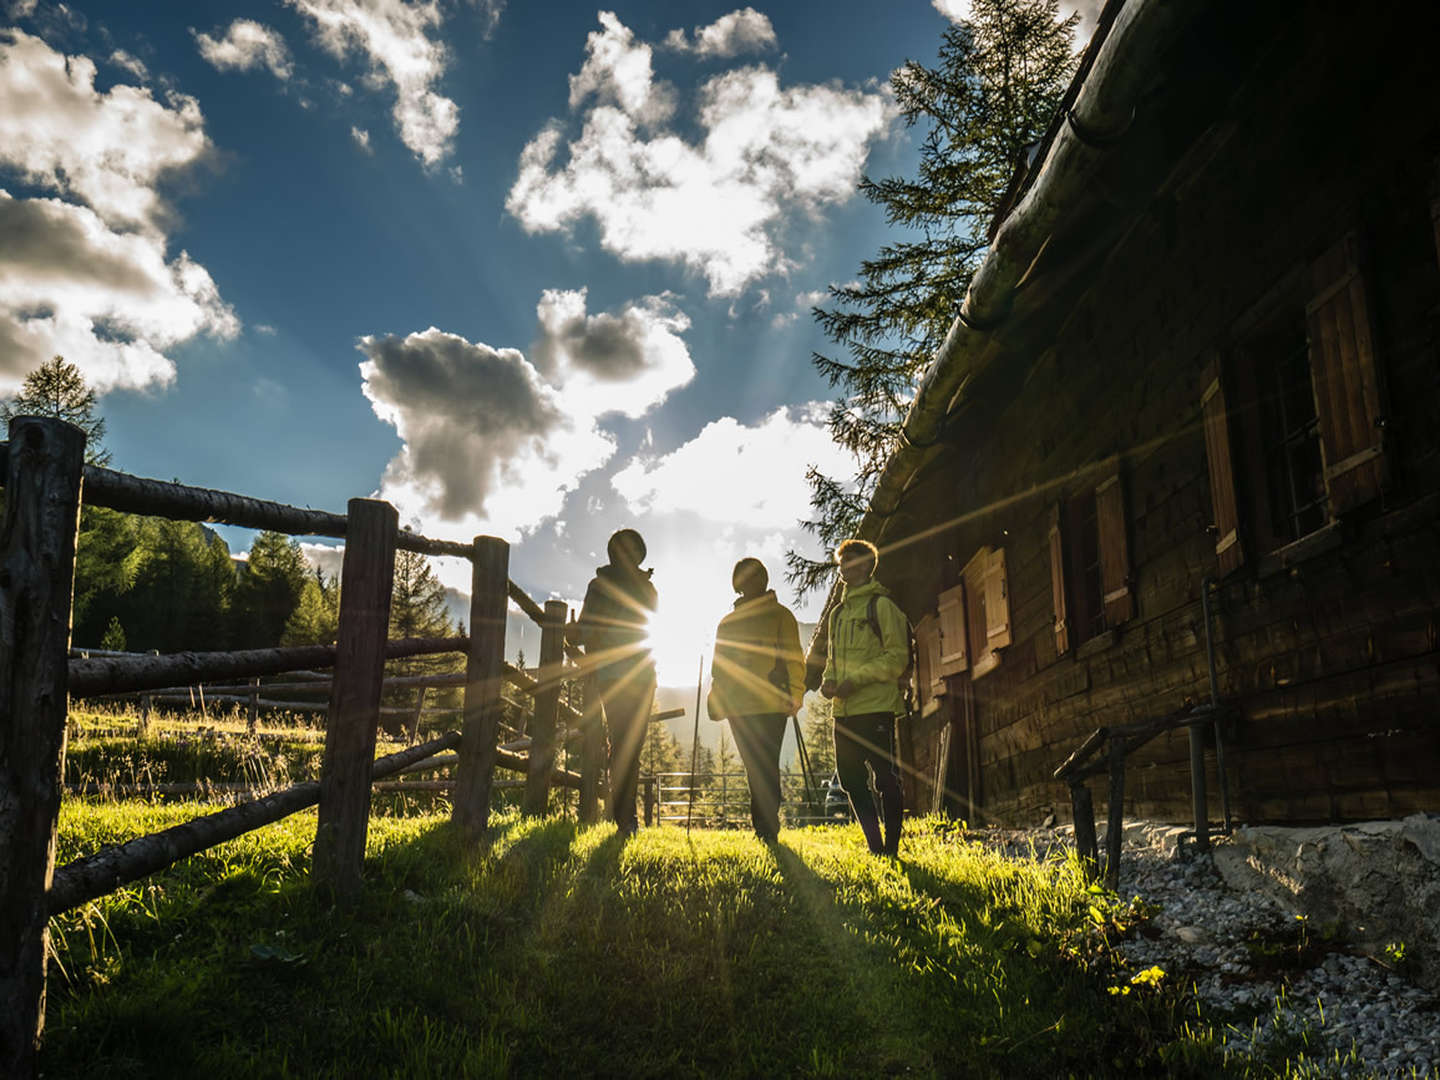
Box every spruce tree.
[0,355,111,465]
[383,549,456,736]
[787,0,1078,594]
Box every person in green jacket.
[819,538,907,857]
[706,558,805,841]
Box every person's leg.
[729,716,769,837]
[602,664,655,833]
[733,714,785,839]
[834,712,884,852]
[754,715,786,839]
[863,716,903,856]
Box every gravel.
[973,822,1440,1078]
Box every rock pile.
[974,818,1440,1077]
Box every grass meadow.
[40,711,1372,1078]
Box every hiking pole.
[686,652,703,834]
[791,714,820,811]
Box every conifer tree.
[383,549,455,735]
[232,531,309,649]
[0,355,111,464]
[787,0,1078,594]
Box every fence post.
[0,416,86,1078]
[407,686,426,746]
[523,599,567,817]
[312,498,397,902]
[247,675,259,735]
[452,536,508,841]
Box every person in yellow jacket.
[706,558,805,841]
[819,538,907,856]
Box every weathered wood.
[247,675,259,735]
[49,733,459,914]
[452,536,509,840]
[406,687,427,745]
[68,636,465,696]
[395,532,472,559]
[1070,782,1098,880]
[523,600,568,816]
[313,499,398,902]
[0,417,85,1078]
[507,580,547,626]
[1104,739,1126,892]
[81,462,348,536]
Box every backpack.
[864,595,919,711]
[829,594,918,709]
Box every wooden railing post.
[312,498,397,902]
[0,416,86,1078]
[452,536,508,840]
[523,599,567,816]
[247,675,259,735]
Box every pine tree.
[232,531,309,649]
[384,549,456,736]
[0,355,111,465]
[787,0,1078,594]
[281,571,340,646]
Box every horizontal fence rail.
[68,637,468,697]
[0,419,594,1075]
[47,732,461,914]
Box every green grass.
[42,804,1335,1080]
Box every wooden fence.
[0,415,612,1076]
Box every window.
[1050,472,1133,655]
[1203,232,1387,575]
[960,546,1008,678]
[1255,321,1327,544]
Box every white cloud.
[108,49,149,81]
[507,13,892,296]
[287,0,458,167]
[0,28,211,235]
[300,541,346,578]
[351,125,373,153]
[795,288,829,308]
[0,31,237,393]
[0,190,239,392]
[567,10,673,125]
[193,19,293,80]
[358,290,695,539]
[934,0,1099,43]
[611,403,854,531]
[532,288,693,420]
[668,8,777,59]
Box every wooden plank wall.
[885,4,1440,827]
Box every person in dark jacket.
[571,528,657,836]
[705,558,805,841]
[819,538,907,857]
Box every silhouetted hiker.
[571,528,657,837]
[818,538,906,857]
[705,558,805,841]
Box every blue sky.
[0,0,1032,683]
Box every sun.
[643,573,733,687]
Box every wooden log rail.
[1053,703,1223,889]
[47,732,462,914]
[0,422,584,1073]
[68,637,467,697]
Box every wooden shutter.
[1047,504,1069,655]
[1306,232,1386,515]
[984,547,1010,650]
[962,548,999,679]
[937,583,968,675]
[1201,366,1244,577]
[1095,474,1133,625]
[915,613,944,709]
